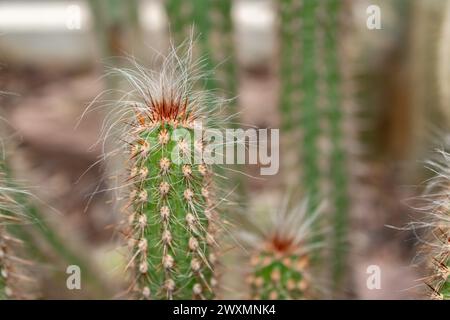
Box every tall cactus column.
[165,0,236,98]
[279,0,352,292]
[116,48,223,300]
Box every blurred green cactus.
[0,140,113,299]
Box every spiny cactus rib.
[113,44,223,300]
[243,198,324,300]
[279,0,350,290]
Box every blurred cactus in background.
[437,1,450,127]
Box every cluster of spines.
[0,156,114,299]
[247,248,310,300]
[279,0,350,289]
[0,218,15,299]
[124,118,219,300]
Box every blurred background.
[1,0,449,299]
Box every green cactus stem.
[279,0,352,291]
[419,149,450,300]
[113,45,223,300]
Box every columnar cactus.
[242,198,324,300]
[419,149,450,300]
[113,45,223,299]
[279,0,354,290]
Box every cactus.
[416,148,450,300]
[279,0,355,291]
[165,0,236,98]
[0,140,114,299]
[108,43,224,300]
[241,197,325,300]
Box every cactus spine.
[279,0,352,290]
[114,46,222,300]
